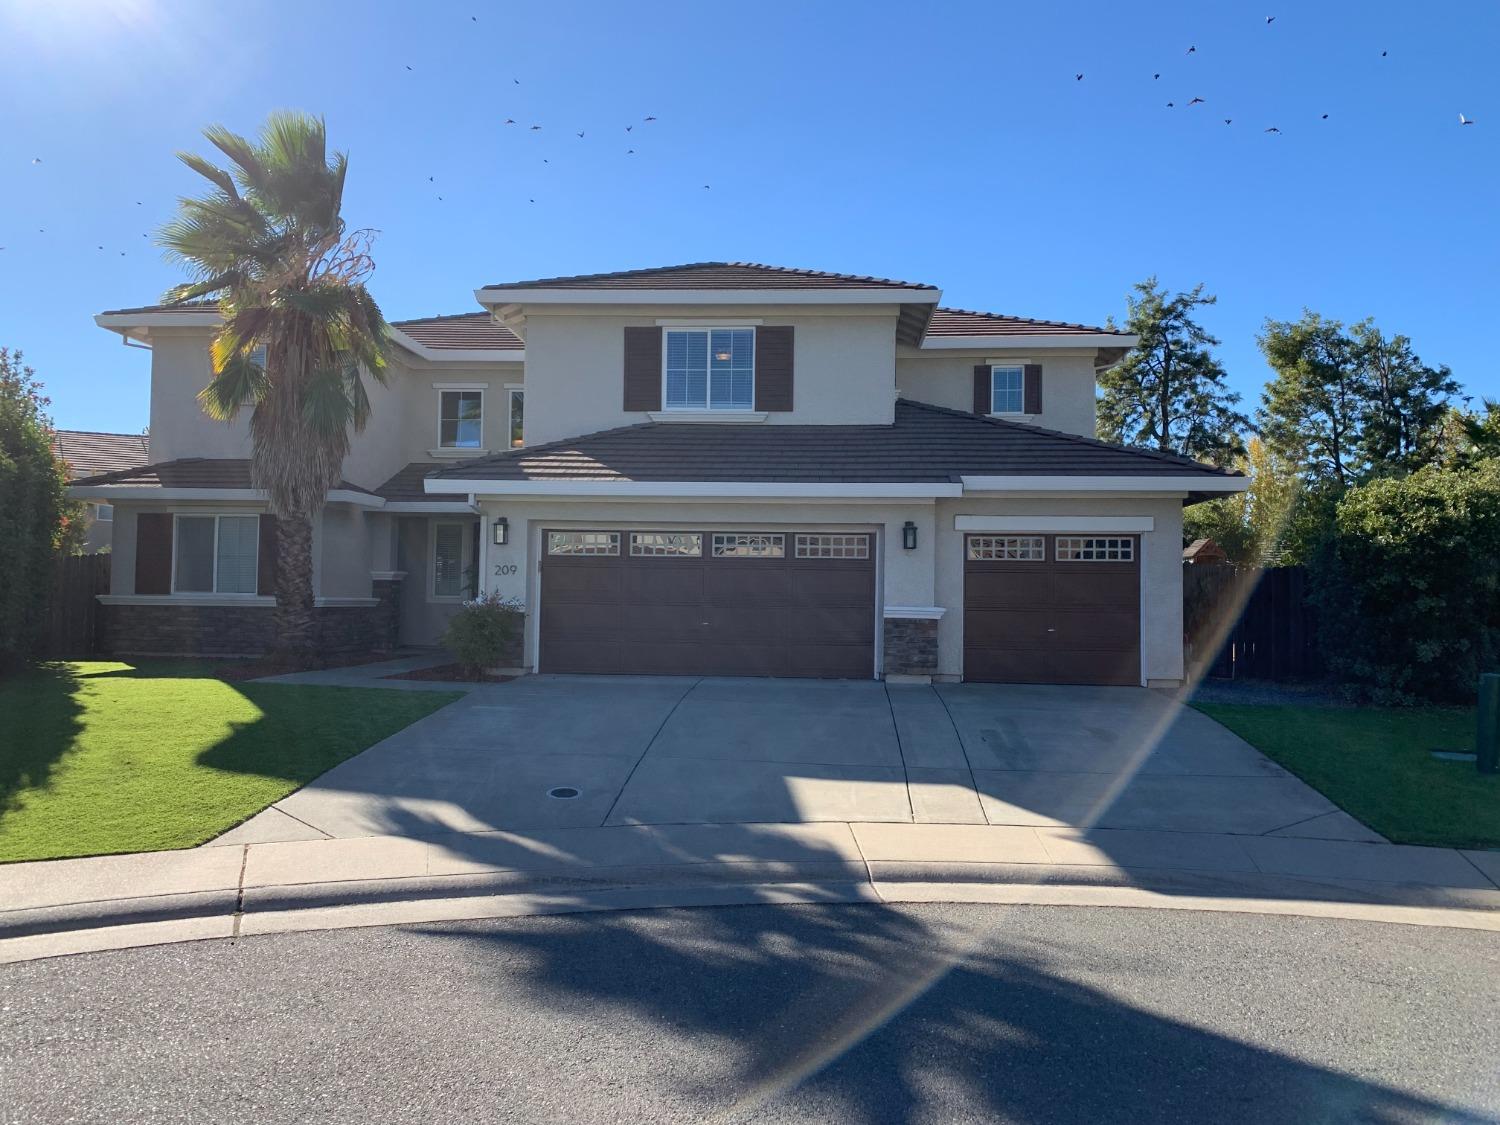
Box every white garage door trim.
[955,515,1156,532]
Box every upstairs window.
[440,390,483,448]
[508,389,524,448]
[990,366,1024,414]
[665,328,754,411]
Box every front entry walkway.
[220,675,1379,846]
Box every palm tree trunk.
[272,514,318,666]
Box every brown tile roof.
[925,307,1126,338]
[99,301,218,315]
[430,400,1236,485]
[51,430,150,480]
[71,458,374,495]
[390,312,523,351]
[482,262,938,292]
[374,462,445,503]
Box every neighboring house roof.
[70,458,375,495]
[925,307,1126,339]
[375,462,446,503]
[51,430,150,480]
[427,400,1238,486]
[390,312,523,351]
[480,261,938,292]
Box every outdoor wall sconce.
[902,521,918,550]
[493,516,510,546]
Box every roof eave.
[424,479,963,499]
[919,333,1138,350]
[959,474,1247,494]
[474,287,943,308]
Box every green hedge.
[1314,461,1500,702]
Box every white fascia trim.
[388,326,523,364]
[476,288,940,307]
[431,381,490,390]
[425,479,963,499]
[883,605,947,621]
[645,410,769,424]
[94,311,221,331]
[960,475,1247,493]
[67,485,385,508]
[98,594,275,607]
[655,317,764,327]
[955,515,1156,532]
[920,334,1138,350]
[382,501,479,513]
[371,570,408,581]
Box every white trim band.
[477,288,939,307]
[959,475,1247,493]
[883,605,947,621]
[920,333,1138,350]
[645,411,769,424]
[955,515,1157,533]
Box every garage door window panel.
[1056,537,1134,562]
[967,535,1045,562]
[630,532,703,557]
[712,533,784,558]
[547,531,620,556]
[795,534,869,560]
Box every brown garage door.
[964,533,1140,686]
[540,530,875,678]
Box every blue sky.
[1,0,1495,434]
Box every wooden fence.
[1184,564,1321,682]
[45,553,111,658]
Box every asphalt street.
[3,903,1499,1124]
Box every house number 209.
[493,564,518,576]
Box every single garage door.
[964,533,1140,686]
[540,529,875,678]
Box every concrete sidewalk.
[4,821,1499,963]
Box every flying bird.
[626,148,634,154]
[1166,101,1175,108]
[513,77,520,84]
[1381,50,1387,57]
[1224,118,1232,125]
[529,198,535,203]
[405,65,413,71]
[1153,73,1160,79]
[471,14,477,20]
[1266,15,1275,23]
[428,176,434,181]
[31,157,41,164]
[504,118,516,125]
[1188,97,1205,106]
[530,124,541,131]
[1264,126,1281,134]
[542,158,549,163]
[1321,113,1329,119]
[1460,113,1476,125]
[644,115,657,122]
[702,184,710,189]
[625,125,633,132]
[135,201,142,205]
[576,131,585,138]
[1075,73,1084,81]
[1186,45,1196,54]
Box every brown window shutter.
[1023,364,1043,414]
[257,514,278,595]
[622,327,662,412]
[135,512,173,595]
[973,365,991,415]
[753,326,794,412]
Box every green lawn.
[1194,702,1500,850]
[0,661,461,863]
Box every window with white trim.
[508,389,524,448]
[173,514,259,594]
[439,390,483,448]
[432,521,474,599]
[630,532,702,557]
[990,366,1024,414]
[665,328,754,411]
[1056,536,1134,562]
[547,531,621,556]
[967,535,1044,561]
[794,534,869,559]
[712,533,785,558]
[94,503,114,523]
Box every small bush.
[443,590,524,675]
[1314,461,1500,702]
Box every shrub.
[0,348,70,672]
[443,590,524,676]
[1313,461,1500,702]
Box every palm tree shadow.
[418,902,1491,1124]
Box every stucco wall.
[317,505,376,598]
[519,305,901,446]
[933,496,1184,684]
[395,515,477,646]
[147,330,253,462]
[896,349,1099,438]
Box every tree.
[1349,319,1459,474]
[0,348,71,670]
[1098,278,1249,464]
[159,113,389,664]
[1258,312,1367,487]
[1183,437,1300,564]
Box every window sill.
[427,447,491,459]
[647,411,769,424]
[988,412,1039,422]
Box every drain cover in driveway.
[547,786,581,799]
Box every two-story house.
[71,262,1244,685]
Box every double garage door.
[964,533,1141,686]
[540,529,875,678]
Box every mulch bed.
[384,663,516,684]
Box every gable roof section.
[427,400,1237,487]
[51,430,150,480]
[70,458,374,496]
[925,307,1125,339]
[375,462,447,503]
[481,262,937,292]
[389,312,523,351]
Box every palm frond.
[197,351,267,421]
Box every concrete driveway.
[221,676,1380,846]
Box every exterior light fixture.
[902,521,918,550]
[715,351,732,361]
[493,516,509,546]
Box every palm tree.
[159,112,389,665]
